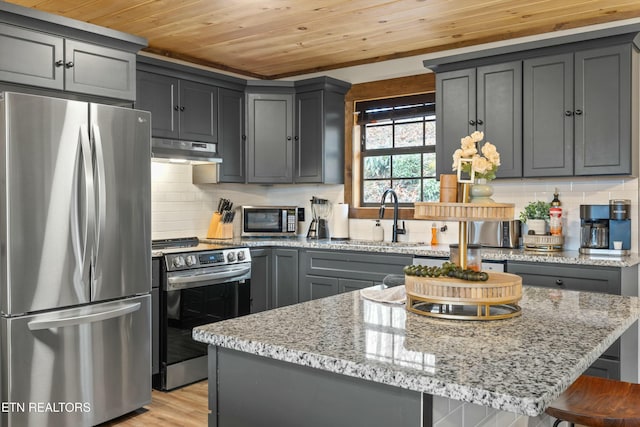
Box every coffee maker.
[579,199,631,255]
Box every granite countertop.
[192,237,640,268]
[193,286,640,416]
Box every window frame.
[343,74,436,220]
[358,100,437,207]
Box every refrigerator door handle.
[76,125,96,286]
[90,124,107,270]
[27,302,141,331]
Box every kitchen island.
[194,286,640,427]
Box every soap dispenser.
[372,220,384,242]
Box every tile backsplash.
[152,162,638,252]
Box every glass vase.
[469,178,494,204]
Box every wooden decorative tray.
[405,272,522,320]
[523,234,563,252]
[414,202,515,221]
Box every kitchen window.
[357,93,437,206]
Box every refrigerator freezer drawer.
[1,295,151,427]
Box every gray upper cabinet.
[245,77,350,184]
[137,71,217,143]
[436,61,522,179]
[246,91,295,183]
[179,79,218,143]
[218,88,246,183]
[523,53,574,177]
[523,44,633,177]
[0,22,139,100]
[136,71,179,138]
[574,44,632,176]
[0,23,63,90]
[294,78,350,184]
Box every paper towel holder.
[331,202,350,241]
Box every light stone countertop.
[194,237,640,268]
[193,286,640,417]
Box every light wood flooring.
[99,381,208,427]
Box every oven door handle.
[166,265,251,291]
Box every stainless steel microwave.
[241,206,298,237]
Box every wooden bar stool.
[546,375,640,427]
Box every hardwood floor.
[99,381,208,427]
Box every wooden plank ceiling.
[6,0,640,79]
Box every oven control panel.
[165,248,251,271]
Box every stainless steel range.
[152,237,251,390]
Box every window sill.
[350,207,415,220]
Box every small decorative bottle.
[431,223,438,246]
[372,220,384,242]
[549,189,562,236]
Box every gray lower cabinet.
[272,248,299,308]
[506,261,638,380]
[523,44,634,176]
[136,70,218,142]
[250,248,299,311]
[435,61,522,179]
[218,88,245,182]
[0,22,138,100]
[299,249,412,302]
[249,248,270,313]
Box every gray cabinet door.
[179,79,218,143]
[295,90,324,183]
[435,68,476,178]
[302,275,339,301]
[523,53,574,177]
[476,61,522,177]
[574,44,632,175]
[64,39,136,100]
[218,88,245,182]
[0,23,63,90]
[136,71,179,139]
[339,278,374,293]
[246,92,294,183]
[272,248,299,307]
[250,248,271,313]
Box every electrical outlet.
[297,207,305,221]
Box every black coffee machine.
[579,199,631,255]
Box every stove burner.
[152,237,200,250]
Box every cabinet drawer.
[302,249,411,282]
[506,262,620,294]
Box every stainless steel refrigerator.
[0,92,152,427]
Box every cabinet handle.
[469,120,476,126]
[287,136,292,141]
[180,106,185,111]
[294,136,299,141]
[65,61,74,68]
[476,119,483,125]
[174,106,179,111]
[555,279,564,286]
[574,109,583,116]
[242,135,247,140]
[565,110,574,116]
[55,60,64,67]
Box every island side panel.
[208,346,430,427]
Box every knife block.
[206,213,234,239]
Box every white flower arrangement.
[452,131,500,181]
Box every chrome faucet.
[379,189,406,242]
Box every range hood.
[151,138,223,164]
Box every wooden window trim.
[344,73,436,220]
